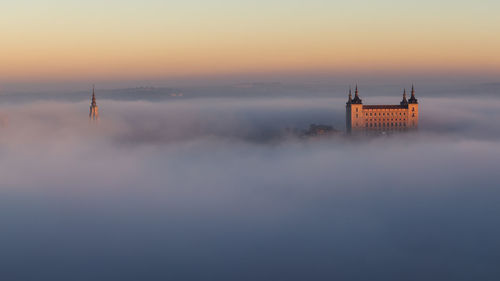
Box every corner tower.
[408,84,418,128]
[89,85,99,122]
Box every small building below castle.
[346,85,418,133]
[304,124,339,137]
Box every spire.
[351,84,362,104]
[409,84,418,104]
[91,84,97,107]
[346,86,352,105]
[89,85,99,122]
[400,88,408,106]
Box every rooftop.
[363,105,407,109]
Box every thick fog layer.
[1,95,500,281]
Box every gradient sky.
[1,0,500,83]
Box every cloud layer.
[0,96,500,280]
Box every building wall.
[347,104,418,132]
[346,104,363,132]
[408,104,418,127]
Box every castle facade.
[346,85,418,133]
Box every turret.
[407,84,418,128]
[346,85,363,133]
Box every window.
[412,107,415,112]
[370,113,372,116]
[412,113,415,117]
[366,113,368,116]
[356,114,358,118]
[356,108,358,112]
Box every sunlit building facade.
[346,85,418,133]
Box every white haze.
[0,96,500,281]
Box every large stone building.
[89,85,99,122]
[346,85,418,133]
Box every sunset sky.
[1,0,499,84]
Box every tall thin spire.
[91,84,97,106]
[90,85,99,122]
[401,88,408,106]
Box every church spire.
[89,85,99,122]
[91,85,97,107]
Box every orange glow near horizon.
[1,0,500,81]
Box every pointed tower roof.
[408,84,418,104]
[351,84,362,104]
[346,86,352,105]
[91,85,97,107]
[400,88,409,106]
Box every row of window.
[367,112,405,117]
[367,118,405,122]
[366,122,406,128]
[355,114,416,118]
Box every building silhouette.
[346,85,418,133]
[89,85,99,122]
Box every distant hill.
[1,82,499,103]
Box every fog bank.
[0,96,499,281]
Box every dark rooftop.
[363,105,407,109]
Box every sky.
[1,0,500,87]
